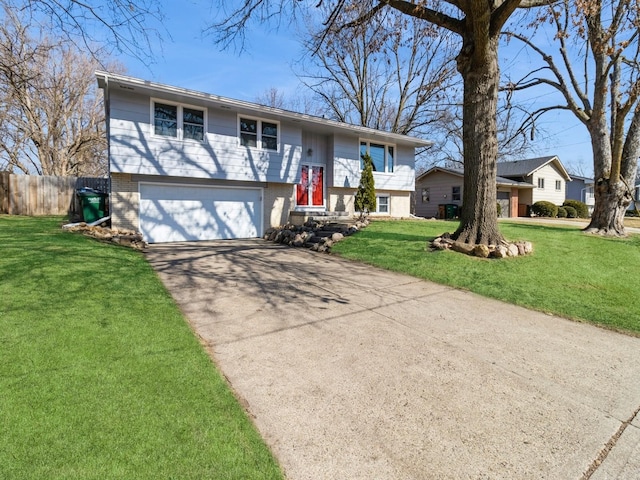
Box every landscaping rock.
[264,217,366,253]
[429,235,533,259]
[63,223,146,250]
[472,244,490,258]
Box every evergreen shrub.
[531,201,558,217]
[564,206,577,218]
[563,199,589,218]
[557,206,567,218]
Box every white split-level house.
[96,72,432,243]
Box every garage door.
[139,183,262,243]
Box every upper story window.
[360,140,394,173]
[422,188,430,203]
[152,100,205,142]
[452,186,461,201]
[555,180,562,191]
[537,177,545,189]
[239,116,279,151]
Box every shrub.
[564,206,577,218]
[557,206,567,218]
[563,199,589,218]
[355,153,376,216]
[496,202,502,217]
[531,201,558,217]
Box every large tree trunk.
[585,178,631,235]
[584,106,637,236]
[452,36,504,245]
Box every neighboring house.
[629,181,640,211]
[415,167,533,218]
[415,156,571,218]
[96,72,431,243]
[566,175,595,214]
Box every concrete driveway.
[145,240,640,480]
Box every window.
[154,103,177,138]
[452,186,461,201]
[555,180,562,191]
[239,117,279,151]
[360,140,395,172]
[183,108,204,141]
[422,188,430,203]
[376,194,389,214]
[152,100,206,142]
[538,178,545,189]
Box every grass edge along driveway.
[0,215,284,480]
[331,219,640,336]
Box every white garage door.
[139,183,262,243]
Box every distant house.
[415,156,571,218]
[630,182,640,211]
[96,71,431,243]
[566,175,595,214]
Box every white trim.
[237,114,280,153]
[96,71,432,148]
[150,97,207,143]
[373,193,390,215]
[359,139,396,173]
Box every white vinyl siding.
[332,135,414,191]
[531,164,567,205]
[108,90,301,184]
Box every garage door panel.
[139,184,262,243]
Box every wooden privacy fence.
[0,172,109,217]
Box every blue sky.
[117,1,594,176]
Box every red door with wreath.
[296,165,324,207]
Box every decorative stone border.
[430,234,533,258]
[63,223,147,250]
[264,218,369,252]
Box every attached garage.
[139,183,263,243]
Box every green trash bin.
[77,188,107,223]
[445,203,459,219]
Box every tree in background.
[211,0,553,246]
[354,153,376,218]
[0,7,117,176]
[300,7,456,135]
[0,0,164,64]
[504,0,640,236]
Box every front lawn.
[0,216,283,480]
[331,219,640,335]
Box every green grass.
[0,216,283,480]
[331,219,640,335]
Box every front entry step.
[289,210,352,225]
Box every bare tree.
[1,0,164,65]
[433,92,542,169]
[504,0,640,236]
[300,7,457,135]
[254,86,320,114]
[211,0,553,246]
[0,7,114,176]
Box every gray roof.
[95,71,432,148]
[418,166,533,188]
[497,156,571,180]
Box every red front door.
[296,165,324,207]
